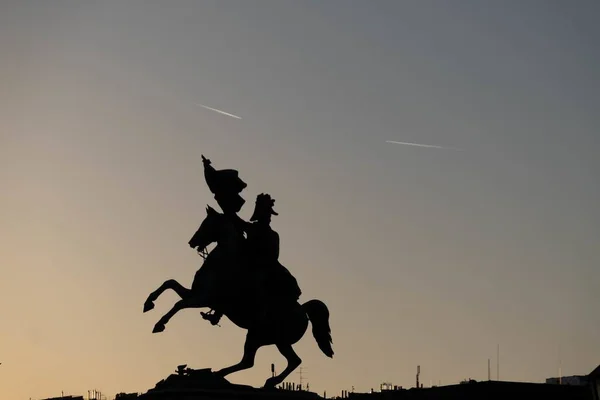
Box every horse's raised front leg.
[264,344,301,389]
[214,332,260,378]
[144,279,190,313]
[152,295,208,333]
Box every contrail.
[195,103,242,119]
[386,140,463,151]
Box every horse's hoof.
[143,301,155,313]
[152,323,165,333]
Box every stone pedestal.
[139,367,321,400]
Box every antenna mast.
[497,344,500,381]
[297,367,307,390]
[558,344,562,385]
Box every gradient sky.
[1,1,599,399]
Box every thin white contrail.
[386,140,463,151]
[195,103,242,119]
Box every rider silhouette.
[197,157,301,327]
[198,156,248,325]
[247,194,280,264]
[201,193,285,326]
[246,194,301,322]
[201,155,247,216]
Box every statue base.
[139,366,322,400]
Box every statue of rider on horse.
[143,155,330,389]
[195,155,301,327]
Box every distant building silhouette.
[115,393,140,399]
[545,363,600,399]
[40,397,84,400]
[348,381,590,400]
[588,365,600,400]
[36,364,600,400]
[380,383,402,392]
[546,375,588,386]
[347,365,600,400]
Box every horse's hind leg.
[144,279,190,312]
[214,333,261,378]
[264,344,301,389]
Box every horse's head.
[188,205,222,252]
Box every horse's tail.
[302,299,334,358]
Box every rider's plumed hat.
[202,155,247,195]
[202,155,247,213]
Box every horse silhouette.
[143,205,334,388]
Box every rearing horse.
[143,206,334,388]
[143,205,243,332]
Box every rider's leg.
[195,261,226,326]
[258,286,279,324]
[255,281,269,321]
[201,287,224,325]
[200,277,231,326]
[202,270,248,326]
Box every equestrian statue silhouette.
[143,155,333,389]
